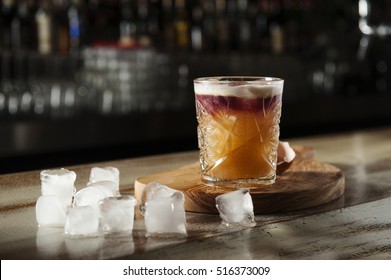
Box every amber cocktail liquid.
[194,77,284,187]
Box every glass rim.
[194,76,284,84]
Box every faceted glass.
[194,77,284,187]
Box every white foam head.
[194,77,283,98]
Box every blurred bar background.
[1,0,391,173]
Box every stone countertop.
[1,127,391,259]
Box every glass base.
[201,174,276,189]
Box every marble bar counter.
[1,127,391,260]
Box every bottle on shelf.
[237,0,251,51]
[174,0,190,51]
[147,0,161,47]
[35,0,52,54]
[1,0,17,51]
[254,0,270,53]
[162,0,176,50]
[119,20,137,48]
[52,0,70,54]
[268,0,284,55]
[190,1,204,52]
[136,0,151,47]
[68,1,82,53]
[215,0,229,51]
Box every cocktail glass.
[194,76,284,187]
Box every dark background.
[1,0,391,174]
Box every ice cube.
[99,196,137,234]
[139,181,177,214]
[35,195,67,227]
[73,186,110,214]
[144,191,187,236]
[40,168,76,206]
[215,188,255,226]
[87,180,117,197]
[89,167,120,195]
[64,206,99,237]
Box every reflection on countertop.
[1,126,391,259]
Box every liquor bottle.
[11,5,21,50]
[0,52,13,116]
[255,0,270,52]
[14,51,34,116]
[237,0,251,51]
[119,0,137,48]
[147,0,161,47]
[226,0,238,50]
[215,0,229,51]
[52,0,69,54]
[35,0,52,54]
[268,0,284,55]
[119,21,137,48]
[1,0,17,50]
[162,0,176,50]
[202,0,216,51]
[8,0,39,52]
[174,0,190,51]
[137,0,152,47]
[17,0,38,51]
[68,1,82,53]
[190,1,203,52]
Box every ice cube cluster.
[36,168,256,240]
[36,167,137,238]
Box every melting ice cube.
[64,206,99,237]
[144,186,187,236]
[73,186,110,214]
[215,188,255,226]
[40,168,76,206]
[139,181,177,215]
[99,196,137,234]
[87,180,117,197]
[89,167,120,195]
[35,195,67,227]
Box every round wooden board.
[134,147,345,214]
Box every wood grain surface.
[135,146,345,214]
[2,127,391,260]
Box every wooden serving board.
[134,146,345,214]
